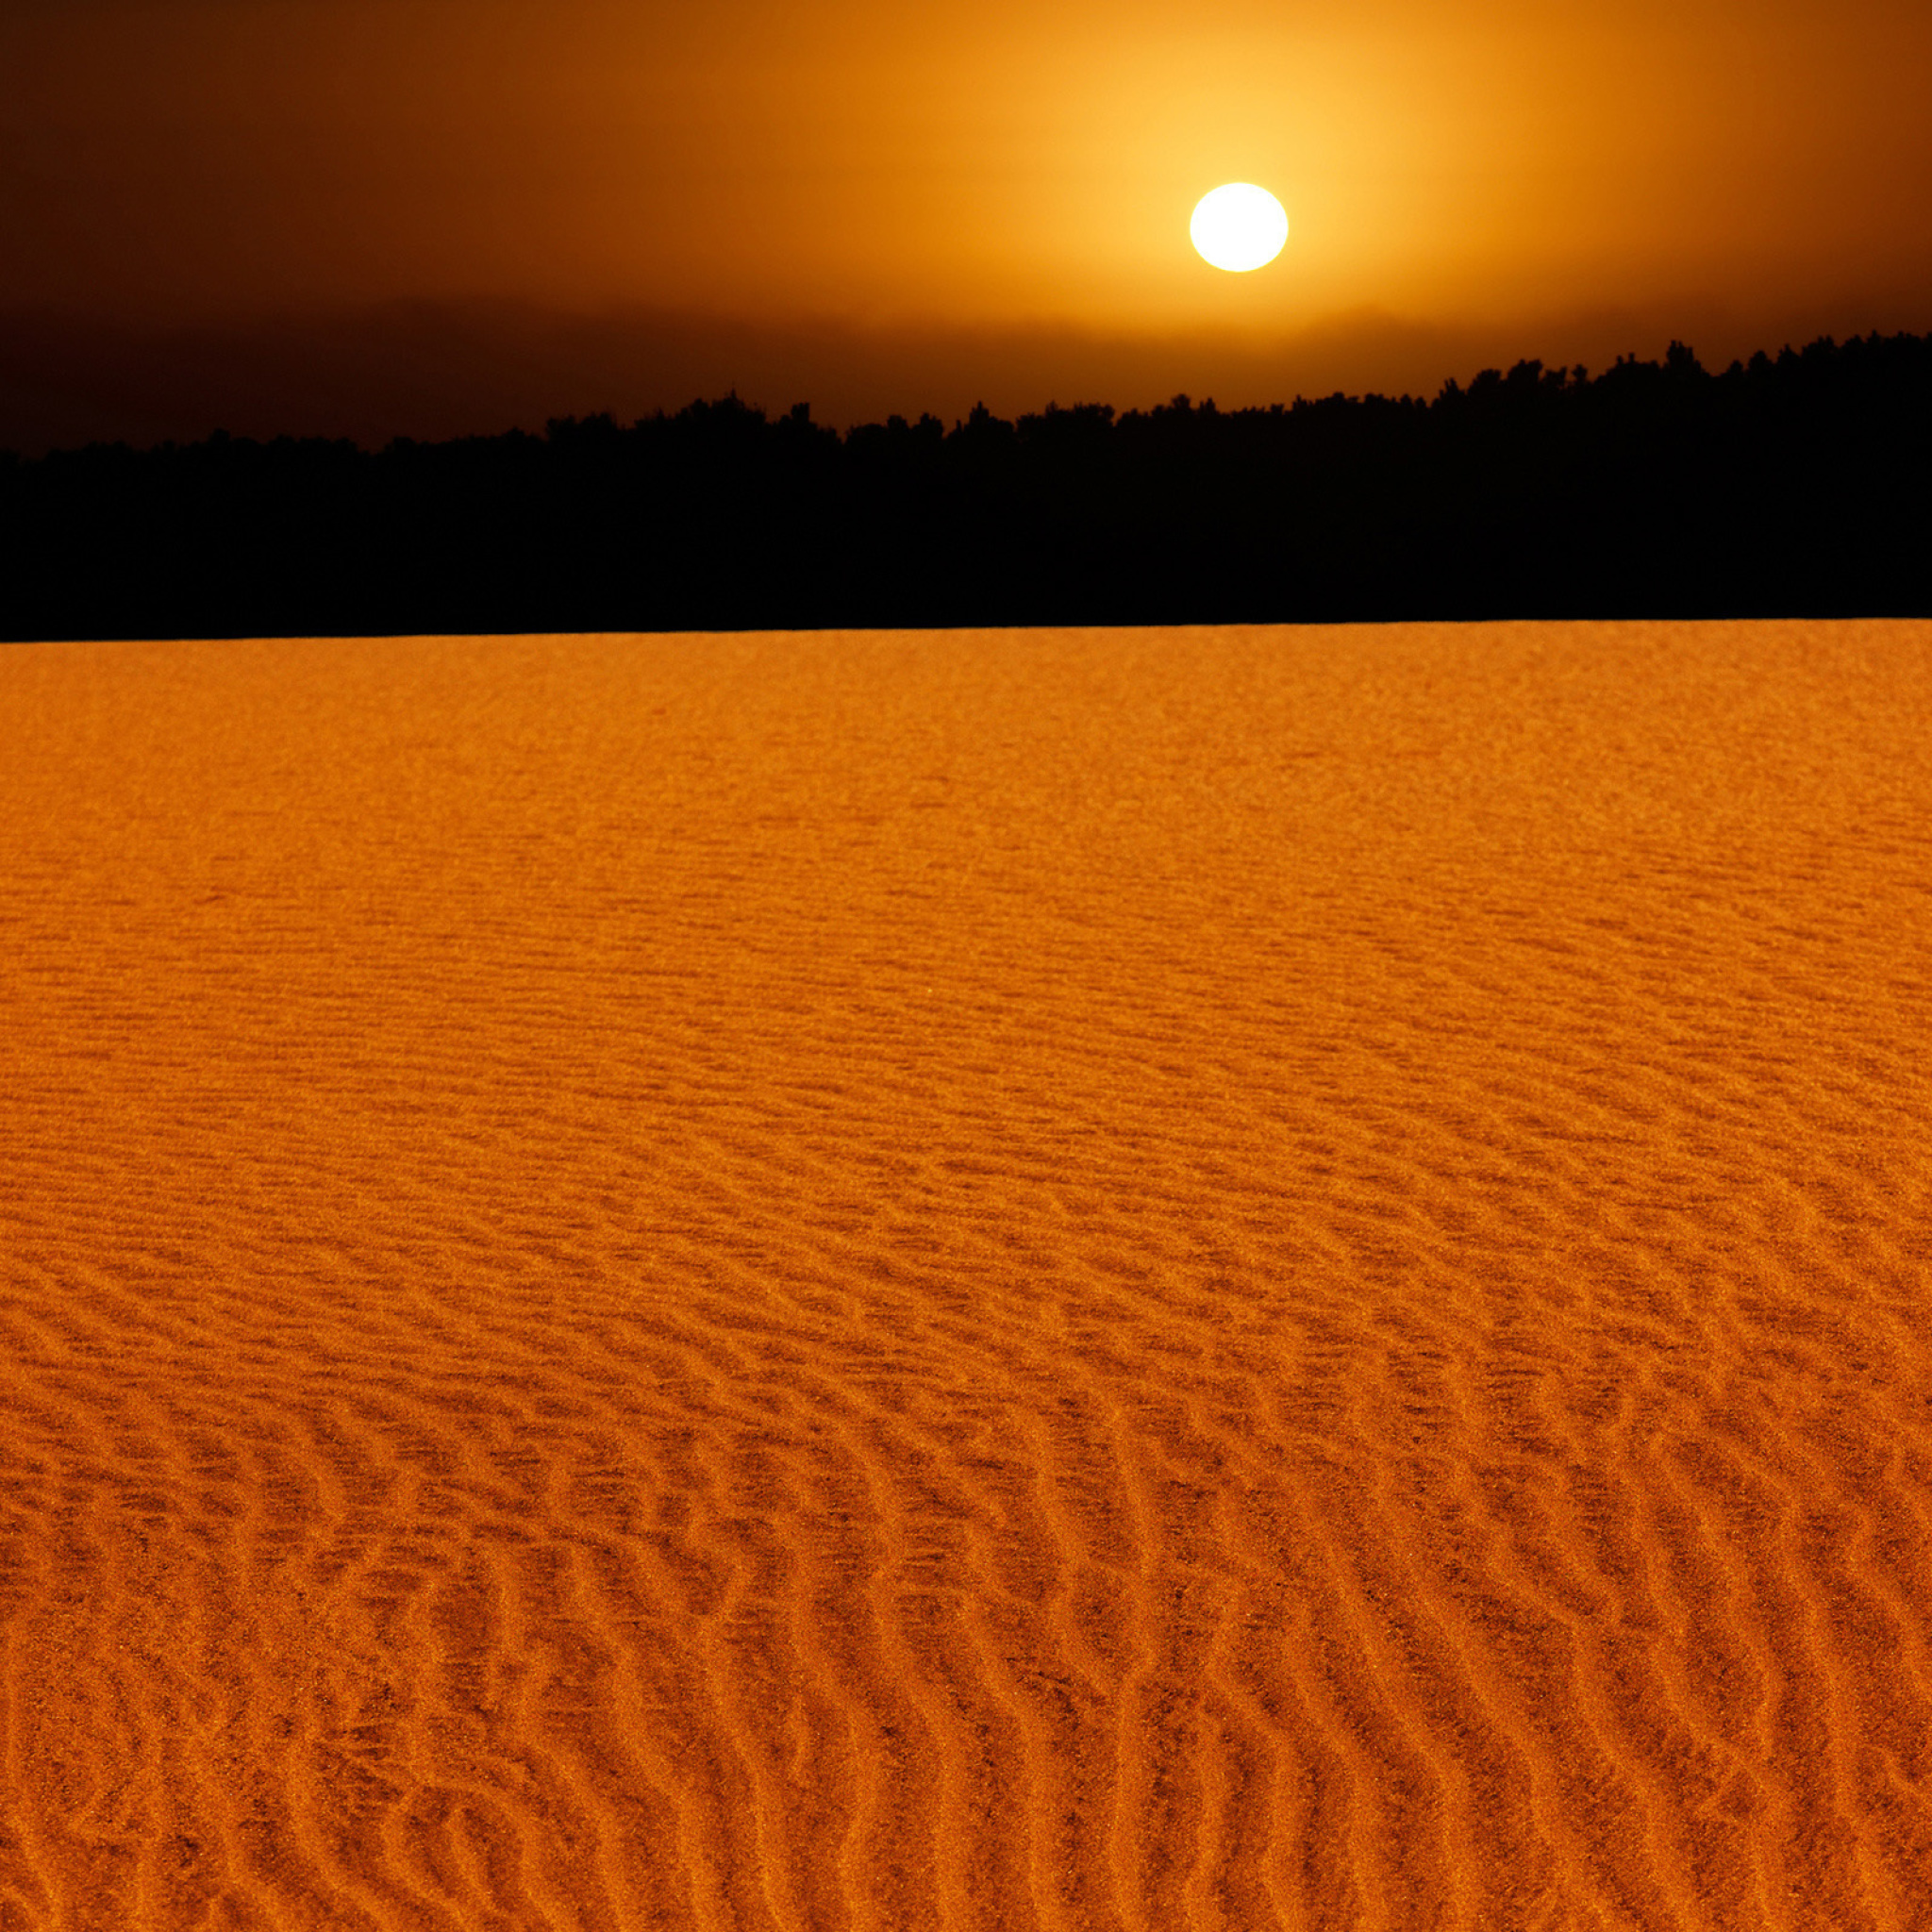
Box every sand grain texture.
[3,620,1931,1931]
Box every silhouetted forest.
[4,331,1927,639]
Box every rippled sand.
[4,621,1931,1930]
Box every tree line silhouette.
[4,330,1927,640]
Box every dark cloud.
[10,291,1932,456]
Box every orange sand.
[4,621,1931,1931]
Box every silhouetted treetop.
[4,329,1926,638]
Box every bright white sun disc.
[1190,183,1289,273]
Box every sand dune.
[3,620,1931,1930]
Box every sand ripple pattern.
[4,621,1932,1930]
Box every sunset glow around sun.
[1,0,1930,441]
[1190,184,1290,273]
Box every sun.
[1190,184,1289,273]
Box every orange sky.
[5,0,1931,441]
